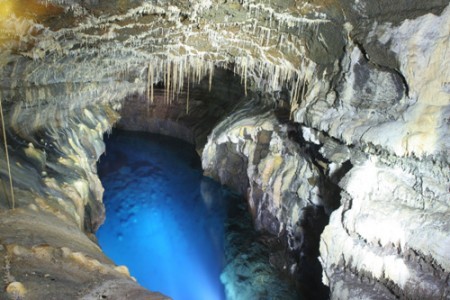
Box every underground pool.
[96,130,301,300]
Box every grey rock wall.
[293,3,450,299]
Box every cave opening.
[95,64,334,300]
[96,129,303,300]
[96,129,228,300]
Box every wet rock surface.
[220,196,304,300]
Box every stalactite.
[208,62,214,92]
[166,60,171,105]
[244,61,248,96]
[295,75,302,103]
[178,59,184,95]
[272,65,280,91]
[240,58,248,96]
[172,61,177,101]
[291,77,298,107]
[289,71,305,120]
[147,63,151,112]
[150,65,154,105]
[186,66,190,115]
[196,60,201,84]
[301,77,307,102]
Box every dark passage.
[96,130,300,300]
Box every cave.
[96,130,229,300]
[0,0,449,299]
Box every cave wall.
[0,0,449,299]
[294,4,450,299]
[0,101,168,299]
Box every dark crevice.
[393,68,410,97]
[283,124,355,300]
[295,206,330,300]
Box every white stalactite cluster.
[0,0,332,114]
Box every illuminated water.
[96,130,228,300]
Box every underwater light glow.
[96,130,227,300]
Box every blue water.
[96,130,227,300]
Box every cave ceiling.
[1,0,345,108]
[1,0,448,158]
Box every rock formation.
[0,0,448,299]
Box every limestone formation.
[0,0,448,299]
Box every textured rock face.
[201,103,335,298]
[320,155,449,299]
[0,102,168,299]
[202,104,328,239]
[293,4,450,299]
[0,0,449,299]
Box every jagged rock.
[201,102,338,299]
[320,152,450,299]
[313,4,450,299]
[202,104,325,237]
[341,0,449,70]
